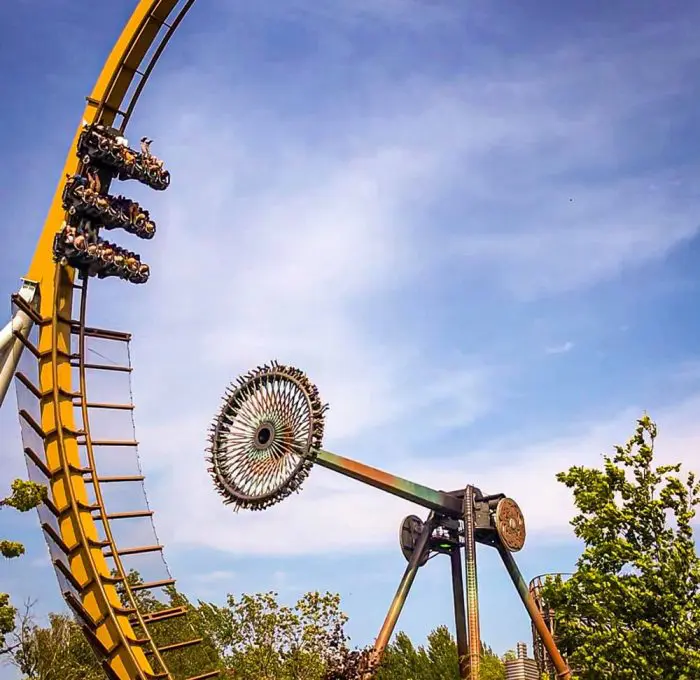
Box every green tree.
[375,628,506,680]
[541,415,700,679]
[196,590,350,679]
[375,630,430,679]
[5,570,223,679]
[425,626,459,679]
[481,644,507,680]
[6,610,104,680]
[0,479,46,654]
[117,570,223,680]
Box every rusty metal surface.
[315,449,463,516]
[497,546,572,679]
[495,497,526,552]
[399,514,430,567]
[529,573,572,678]
[450,547,469,679]
[463,485,481,680]
[373,513,436,663]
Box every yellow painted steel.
[25,1,193,678]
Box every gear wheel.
[207,361,328,511]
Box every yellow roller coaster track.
[12,2,218,679]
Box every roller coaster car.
[62,175,156,239]
[77,124,170,192]
[53,226,150,284]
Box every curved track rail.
[12,2,217,679]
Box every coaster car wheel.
[207,362,328,512]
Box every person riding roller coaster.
[87,167,102,194]
[53,223,150,284]
[77,122,170,191]
[62,173,157,239]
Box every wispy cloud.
[2,0,700,663]
[194,570,237,584]
[91,0,700,562]
[546,341,574,355]
[138,391,700,557]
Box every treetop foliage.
[541,415,700,680]
[1,479,46,655]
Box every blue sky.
[1,0,700,676]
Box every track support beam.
[0,280,38,409]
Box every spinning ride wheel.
[208,362,327,511]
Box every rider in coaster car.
[128,262,150,284]
[125,255,140,276]
[68,173,88,189]
[76,218,98,241]
[61,222,75,244]
[95,194,110,211]
[86,167,101,194]
[113,195,129,212]
[140,137,165,172]
[140,137,153,156]
[113,251,126,271]
[73,231,87,253]
[100,242,115,264]
[122,144,137,168]
[85,244,103,277]
[128,201,141,223]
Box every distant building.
[505,641,540,680]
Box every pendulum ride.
[207,362,573,680]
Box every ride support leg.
[463,485,481,680]
[450,545,470,679]
[0,281,38,409]
[496,543,572,679]
[366,513,435,676]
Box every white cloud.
[3,4,699,628]
[86,7,699,563]
[135,391,700,558]
[194,570,237,584]
[546,341,574,355]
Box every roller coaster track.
[10,2,219,679]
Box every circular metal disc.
[207,361,328,511]
[494,497,526,552]
[399,514,429,567]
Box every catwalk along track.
[5,2,220,679]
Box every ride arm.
[315,449,462,516]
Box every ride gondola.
[76,123,170,191]
[53,222,150,284]
[62,173,156,239]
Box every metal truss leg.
[0,281,38,409]
[450,546,469,679]
[369,513,435,672]
[463,485,481,679]
[496,543,571,680]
